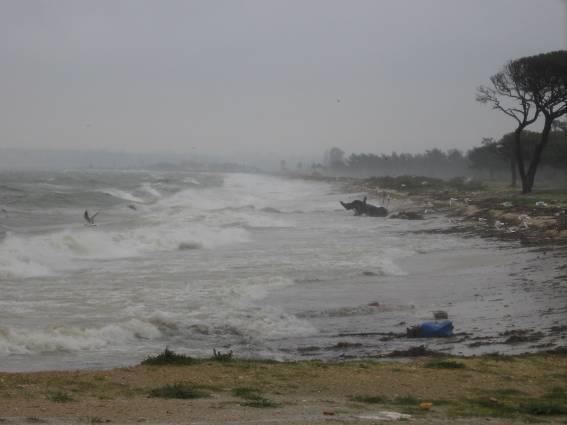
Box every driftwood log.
[340,196,388,217]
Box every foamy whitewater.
[0,170,565,371]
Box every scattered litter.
[501,201,513,207]
[384,345,441,357]
[356,411,412,421]
[478,217,487,224]
[433,310,448,320]
[535,201,548,207]
[449,198,458,207]
[419,402,433,410]
[494,220,505,229]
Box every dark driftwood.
[340,196,388,217]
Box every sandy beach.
[1,352,566,424]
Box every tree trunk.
[513,127,530,194]
[522,118,553,193]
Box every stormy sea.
[0,170,565,372]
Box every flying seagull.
[84,210,99,225]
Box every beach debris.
[340,197,388,217]
[501,329,544,344]
[433,310,448,320]
[478,217,487,224]
[501,201,513,208]
[463,198,471,204]
[378,191,392,207]
[421,180,429,186]
[518,214,530,228]
[356,412,412,421]
[389,211,424,220]
[535,201,548,207]
[494,220,505,230]
[419,402,433,410]
[407,320,454,338]
[449,198,458,207]
[333,341,363,349]
[384,345,441,357]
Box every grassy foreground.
[1,351,566,424]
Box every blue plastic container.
[419,320,453,337]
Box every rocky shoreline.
[340,176,567,247]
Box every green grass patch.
[424,359,466,369]
[518,400,567,416]
[449,392,567,418]
[141,347,199,366]
[350,395,385,404]
[544,387,567,401]
[480,353,517,362]
[47,391,74,403]
[231,387,279,408]
[488,388,526,397]
[391,395,420,405]
[148,382,210,399]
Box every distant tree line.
[323,128,567,181]
[468,130,567,185]
[324,148,468,179]
[320,50,567,191]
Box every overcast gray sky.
[0,0,565,161]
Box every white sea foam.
[98,188,145,203]
[0,219,250,278]
[3,170,555,372]
[0,319,162,355]
[138,183,162,199]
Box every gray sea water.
[0,170,565,372]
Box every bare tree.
[519,51,567,192]
[477,61,539,192]
[478,51,567,193]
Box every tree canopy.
[477,50,567,193]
